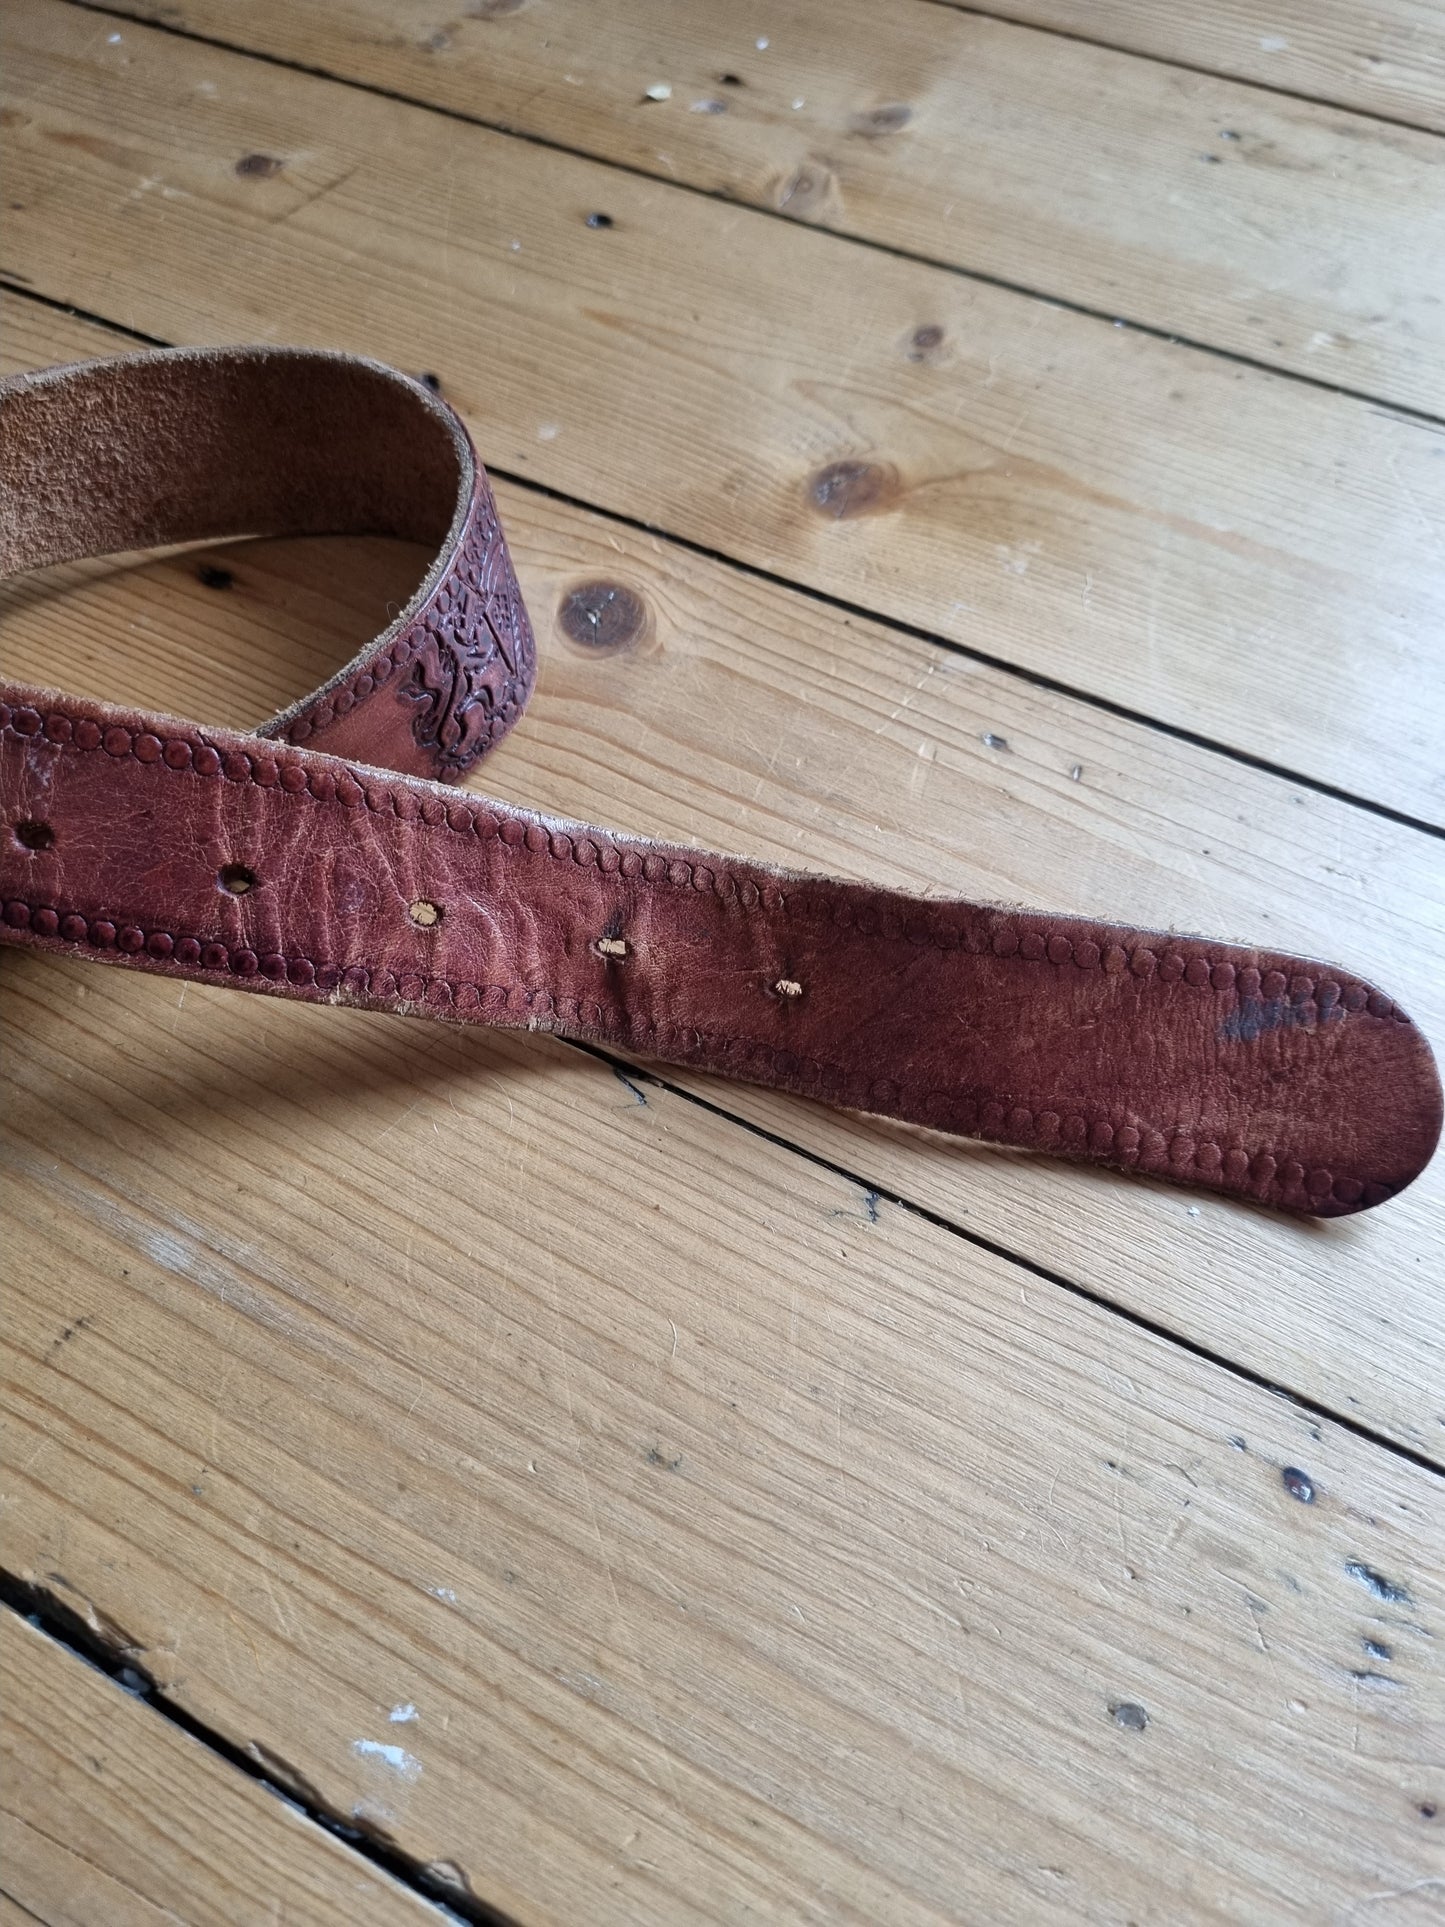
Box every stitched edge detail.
[0,702,1407,1020]
[0,896,1394,1212]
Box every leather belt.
[1,348,1439,1216]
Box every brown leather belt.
[2,348,1439,1216]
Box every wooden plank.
[94,0,1445,417]
[4,0,1443,822]
[938,0,1445,132]
[0,1609,442,1927]
[3,295,1443,1456]
[4,950,1444,1927]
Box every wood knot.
[558,580,648,652]
[808,460,899,520]
[773,160,838,219]
[850,103,913,138]
[906,324,945,361]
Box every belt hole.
[409,899,442,929]
[594,935,628,959]
[774,978,803,999]
[12,819,54,852]
[218,863,256,894]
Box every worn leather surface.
[1,349,1439,1216]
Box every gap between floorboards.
[0,1585,519,1927]
[918,0,1445,139]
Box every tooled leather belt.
[1,348,1439,1216]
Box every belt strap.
[2,348,1438,1216]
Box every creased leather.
[1,349,1439,1217]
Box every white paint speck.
[424,1584,457,1604]
[509,239,521,251]
[792,97,805,110]
[537,423,559,441]
[690,98,726,113]
[389,1702,418,1724]
[107,31,122,42]
[756,36,769,50]
[352,1740,422,1781]
[1259,35,1289,52]
[1187,1206,1201,1218]
[645,82,672,101]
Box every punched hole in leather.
[1,347,1439,1217]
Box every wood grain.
[0,1608,440,1926]
[4,295,1442,1457]
[90,0,1445,416]
[3,951,1443,1927]
[4,18,1443,1922]
[937,0,1445,131]
[5,0,1444,822]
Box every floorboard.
[77,0,1445,414]
[933,0,1445,131]
[0,1608,443,1926]
[3,958,1443,1925]
[4,0,1443,819]
[2,4,1442,1921]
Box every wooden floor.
[1,2,1442,1921]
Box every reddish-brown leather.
[2,348,1439,1217]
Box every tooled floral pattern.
[403,487,537,771]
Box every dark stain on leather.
[235,153,284,179]
[558,580,647,652]
[808,460,900,520]
[1222,994,1343,1043]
